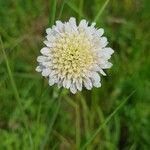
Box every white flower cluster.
[36,17,114,93]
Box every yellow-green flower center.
[52,32,94,79]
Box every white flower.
[36,17,114,94]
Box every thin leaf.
[49,0,57,26]
[81,90,136,150]
[94,0,110,22]
[58,0,66,19]
[78,0,84,20]
[66,0,89,21]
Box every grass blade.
[66,0,89,21]
[0,37,34,148]
[78,0,84,20]
[81,90,136,150]
[58,0,66,19]
[94,0,110,22]
[49,0,57,26]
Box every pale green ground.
[0,0,149,150]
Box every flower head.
[36,17,114,93]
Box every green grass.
[0,0,150,150]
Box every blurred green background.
[0,0,149,149]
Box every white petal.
[37,56,47,62]
[97,28,104,36]
[69,17,77,31]
[42,68,51,76]
[70,83,77,94]
[84,78,92,90]
[49,78,55,86]
[99,68,106,76]
[91,65,106,76]
[98,47,114,60]
[49,70,57,77]
[92,72,100,82]
[53,26,61,34]
[63,78,71,89]
[91,22,96,27]
[69,17,76,25]
[57,80,63,88]
[100,37,108,48]
[54,76,59,83]
[64,22,72,33]
[46,28,51,34]
[90,72,102,88]
[79,19,88,29]
[101,62,113,69]
[46,35,55,42]
[40,47,50,55]
[35,66,42,72]
[62,79,67,88]
[76,79,82,91]
[56,21,64,31]
[103,47,114,55]
[93,81,101,88]
[42,61,52,67]
[92,64,100,71]
[44,40,53,47]
[66,80,71,89]
[52,25,62,34]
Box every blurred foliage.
[0,0,149,150]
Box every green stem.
[65,97,81,149]
[79,94,89,138]
[40,88,63,150]
[76,100,80,150]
